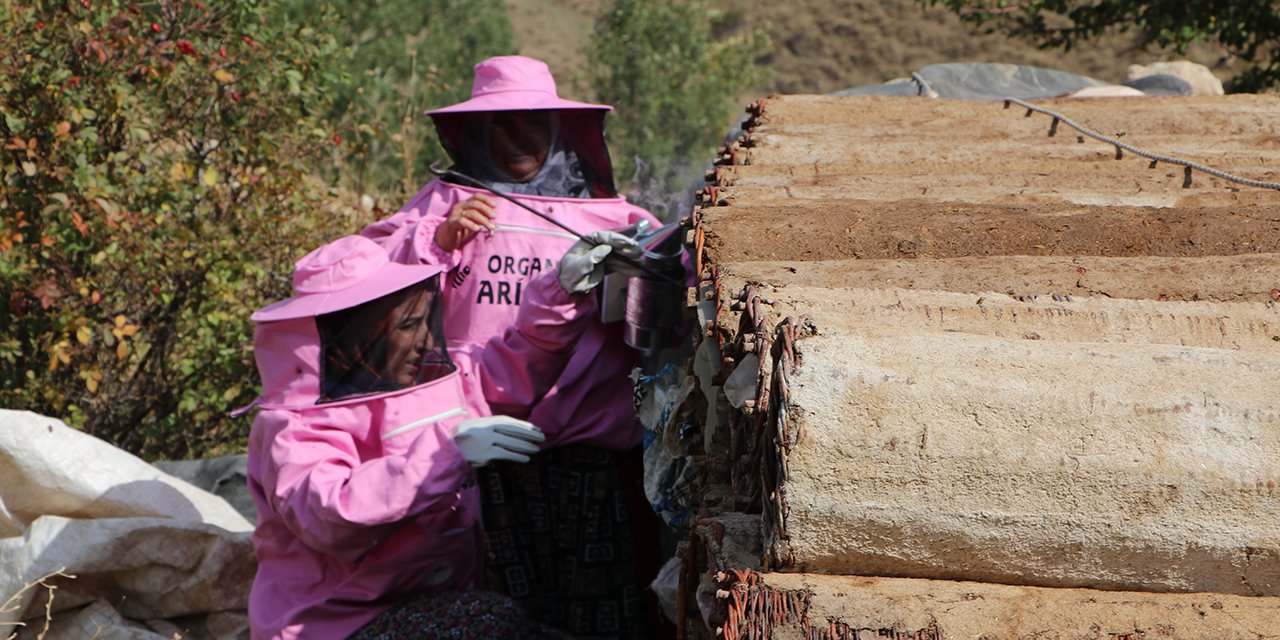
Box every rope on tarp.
[910,71,936,97]
[1002,96,1280,191]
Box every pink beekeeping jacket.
[363,179,660,450]
[246,270,592,640]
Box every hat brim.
[427,90,612,115]
[252,262,447,323]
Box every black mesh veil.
[315,277,454,403]
[431,109,618,198]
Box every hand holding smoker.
[429,163,688,354]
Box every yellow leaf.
[55,121,72,137]
[75,326,93,346]
[169,162,190,182]
[201,167,220,186]
[116,341,129,360]
[120,324,139,337]
[77,21,92,34]
[114,314,127,327]
[85,377,99,393]
[213,69,235,83]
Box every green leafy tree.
[285,0,517,199]
[0,0,363,459]
[921,0,1280,92]
[584,0,770,203]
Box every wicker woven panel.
[715,570,1280,640]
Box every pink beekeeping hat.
[427,55,612,115]
[251,235,445,322]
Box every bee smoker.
[599,221,688,354]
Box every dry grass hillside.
[505,0,1237,100]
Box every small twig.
[1,568,76,640]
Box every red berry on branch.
[36,21,44,29]
[241,35,253,45]
[150,22,160,32]
[230,90,241,101]
[333,134,341,145]
[219,47,227,57]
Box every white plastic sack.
[0,410,254,639]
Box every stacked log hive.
[682,94,1280,638]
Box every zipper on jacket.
[492,224,579,241]
[382,407,468,440]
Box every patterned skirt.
[479,445,660,640]
[348,590,571,639]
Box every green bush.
[288,0,517,200]
[0,0,364,459]
[584,0,770,200]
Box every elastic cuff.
[411,217,460,269]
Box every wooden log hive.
[681,93,1280,638]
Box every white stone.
[1128,60,1224,96]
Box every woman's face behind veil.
[317,280,454,403]
[386,292,433,386]
[488,110,551,182]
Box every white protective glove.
[557,230,644,294]
[451,416,545,467]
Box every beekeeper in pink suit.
[244,232,635,640]
[362,55,669,638]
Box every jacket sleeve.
[476,270,595,417]
[375,212,460,268]
[251,409,473,563]
[361,179,459,268]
